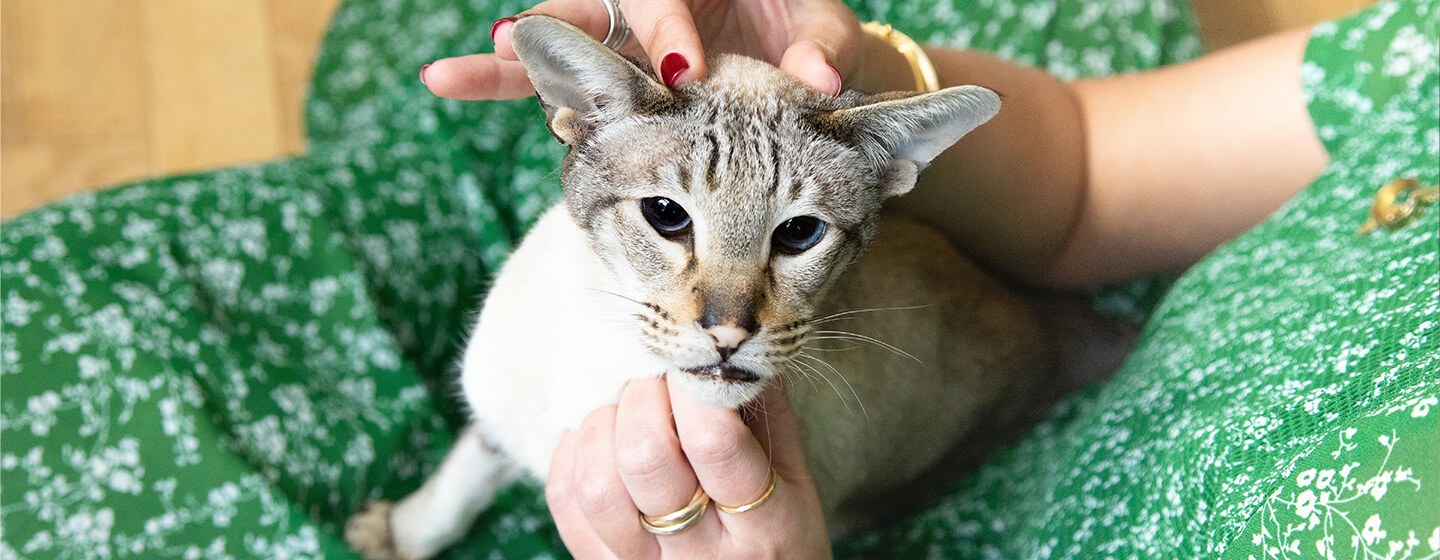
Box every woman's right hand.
[545,377,832,559]
[421,0,862,100]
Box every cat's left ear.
[825,86,1001,196]
[510,15,675,145]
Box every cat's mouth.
[682,364,760,384]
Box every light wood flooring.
[1,0,341,217]
[1,0,1376,218]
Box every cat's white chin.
[670,368,766,409]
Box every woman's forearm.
[1056,28,1327,286]
[855,29,1328,287]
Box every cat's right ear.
[510,16,674,145]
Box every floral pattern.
[3,0,1431,559]
[1228,399,1436,560]
[837,1,1438,558]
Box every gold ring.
[639,486,709,535]
[715,468,777,515]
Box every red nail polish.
[419,63,431,84]
[660,52,689,87]
[827,64,843,96]
[490,17,516,41]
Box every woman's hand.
[545,376,831,559]
[421,0,860,100]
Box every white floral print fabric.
[839,1,1437,558]
[4,0,1199,556]
[12,0,1429,559]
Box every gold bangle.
[860,22,941,93]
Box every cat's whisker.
[764,330,814,357]
[788,357,855,415]
[735,388,777,475]
[571,308,644,320]
[810,331,921,363]
[781,363,823,394]
[511,279,656,313]
[779,361,813,389]
[803,344,864,352]
[797,352,867,420]
[809,335,914,362]
[810,305,932,325]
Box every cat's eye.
[640,197,692,237]
[772,216,827,254]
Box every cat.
[345,15,1056,560]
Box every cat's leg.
[345,424,520,560]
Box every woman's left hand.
[420,0,861,101]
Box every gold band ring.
[715,468,777,515]
[639,486,709,535]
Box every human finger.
[667,381,776,520]
[777,0,860,95]
[547,430,619,559]
[612,377,722,547]
[421,54,536,100]
[779,41,843,96]
[491,0,616,60]
[617,0,708,86]
[573,405,660,559]
[730,382,832,553]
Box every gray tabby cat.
[345,15,1051,559]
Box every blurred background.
[0,0,1377,218]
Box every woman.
[1,0,1431,557]
[428,0,1437,557]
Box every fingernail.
[660,52,690,87]
[827,64,842,96]
[490,17,516,41]
[419,63,431,84]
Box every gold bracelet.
[860,21,940,92]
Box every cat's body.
[346,16,1055,560]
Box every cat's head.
[511,16,999,407]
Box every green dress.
[838,3,1440,557]
[1,0,1433,558]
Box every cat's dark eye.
[772,216,827,254]
[640,197,692,237]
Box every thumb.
[777,4,859,96]
[779,41,842,96]
[491,0,615,60]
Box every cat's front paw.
[345,501,414,560]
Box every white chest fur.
[460,206,669,476]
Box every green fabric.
[1221,4,1440,558]
[8,0,1427,558]
[3,0,1199,556]
[837,1,1439,558]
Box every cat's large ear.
[820,86,1000,196]
[510,16,675,145]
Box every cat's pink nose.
[706,325,750,361]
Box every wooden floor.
[1,1,341,217]
[0,0,1375,218]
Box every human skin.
[421,2,1329,557]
